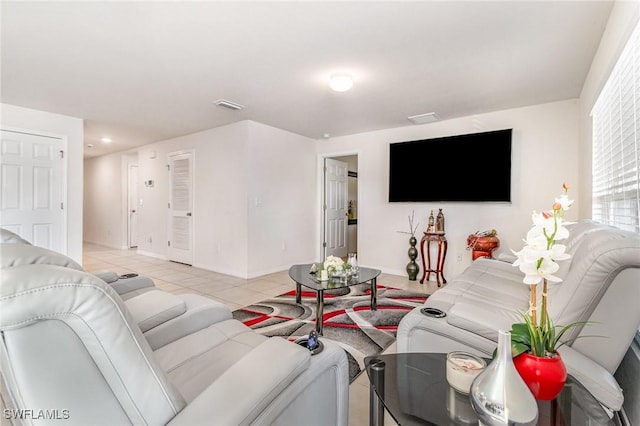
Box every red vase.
[513,351,567,400]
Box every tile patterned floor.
[83,243,441,426]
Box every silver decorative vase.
[469,330,538,425]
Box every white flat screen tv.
[388,129,512,202]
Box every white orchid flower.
[555,194,574,211]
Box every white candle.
[446,352,486,394]
[320,270,328,281]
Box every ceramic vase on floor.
[513,351,567,401]
[469,330,538,425]
[406,236,419,280]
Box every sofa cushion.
[155,319,268,402]
[167,337,310,426]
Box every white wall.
[578,1,640,219]
[1,103,84,263]
[316,99,580,279]
[84,120,317,278]
[246,121,317,276]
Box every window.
[591,20,640,233]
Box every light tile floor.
[82,243,441,426]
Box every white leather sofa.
[397,220,640,414]
[1,228,156,300]
[0,237,350,425]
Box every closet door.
[168,150,193,265]
[0,130,66,252]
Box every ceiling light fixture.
[408,112,439,125]
[214,99,245,111]
[329,73,354,92]
[101,137,112,143]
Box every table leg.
[316,289,324,335]
[368,359,385,426]
[440,240,448,284]
[371,277,378,310]
[425,240,433,282]
[296,282,302,304]
[435,241,443,287]
[419,237,427,284]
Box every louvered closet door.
[0,130,66,252]
[168,151,193,265]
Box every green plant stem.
[540,278,548,329]
[530,283,537,327]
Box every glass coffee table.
[365,353,616,426]
[288,264,381,334]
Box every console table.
[419,232,447,287]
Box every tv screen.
[389,129,512,202]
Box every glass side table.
[365,353,616,426]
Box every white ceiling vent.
[214,99,245,111]
[408,112,439,124]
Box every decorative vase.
[470,330,538,425]
[406,236,419,281]
[513,351,567,401]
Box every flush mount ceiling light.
[408,112,439,125]
[329,73,354,92]
[100,137,112,143]
[213,99,245,111]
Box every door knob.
[186,212,192,217]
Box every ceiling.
[1,1,614,158]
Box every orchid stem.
[530,284,537,327]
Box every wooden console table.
[419,232,447,287]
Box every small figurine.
[309,263,318,274]
[436,209,445,234]
[426,210,435,233]
[307,330,319,350]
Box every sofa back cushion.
[0,243,83,270]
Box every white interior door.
[324,158,348,259]
[0,130,66,252]
[127,164,139,248]
[168,151,193,265]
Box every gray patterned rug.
[232,284,428,383]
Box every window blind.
[591,20,640,233]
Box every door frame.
[0,125,68,253]
[317,150,360,261]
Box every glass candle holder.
[446,351,486,394]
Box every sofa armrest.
[125,290,187,332]
[167,337,310,426]
[558,345,623,412]
[92,269,119,283]
[145,293,232,350]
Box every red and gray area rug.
[232,284,428,383]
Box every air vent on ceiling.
[408,112,439,124]
[213,99,245,111]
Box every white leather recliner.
[397,220,640,414]
[0,233,350,425]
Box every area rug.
[231,284,428,383]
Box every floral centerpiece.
[323,255,353,277]
[509,183,578,400]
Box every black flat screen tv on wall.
[388,129,512,202]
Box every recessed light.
[329,73,354,92]
[322,133,331,139]
[101,137,112,143]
